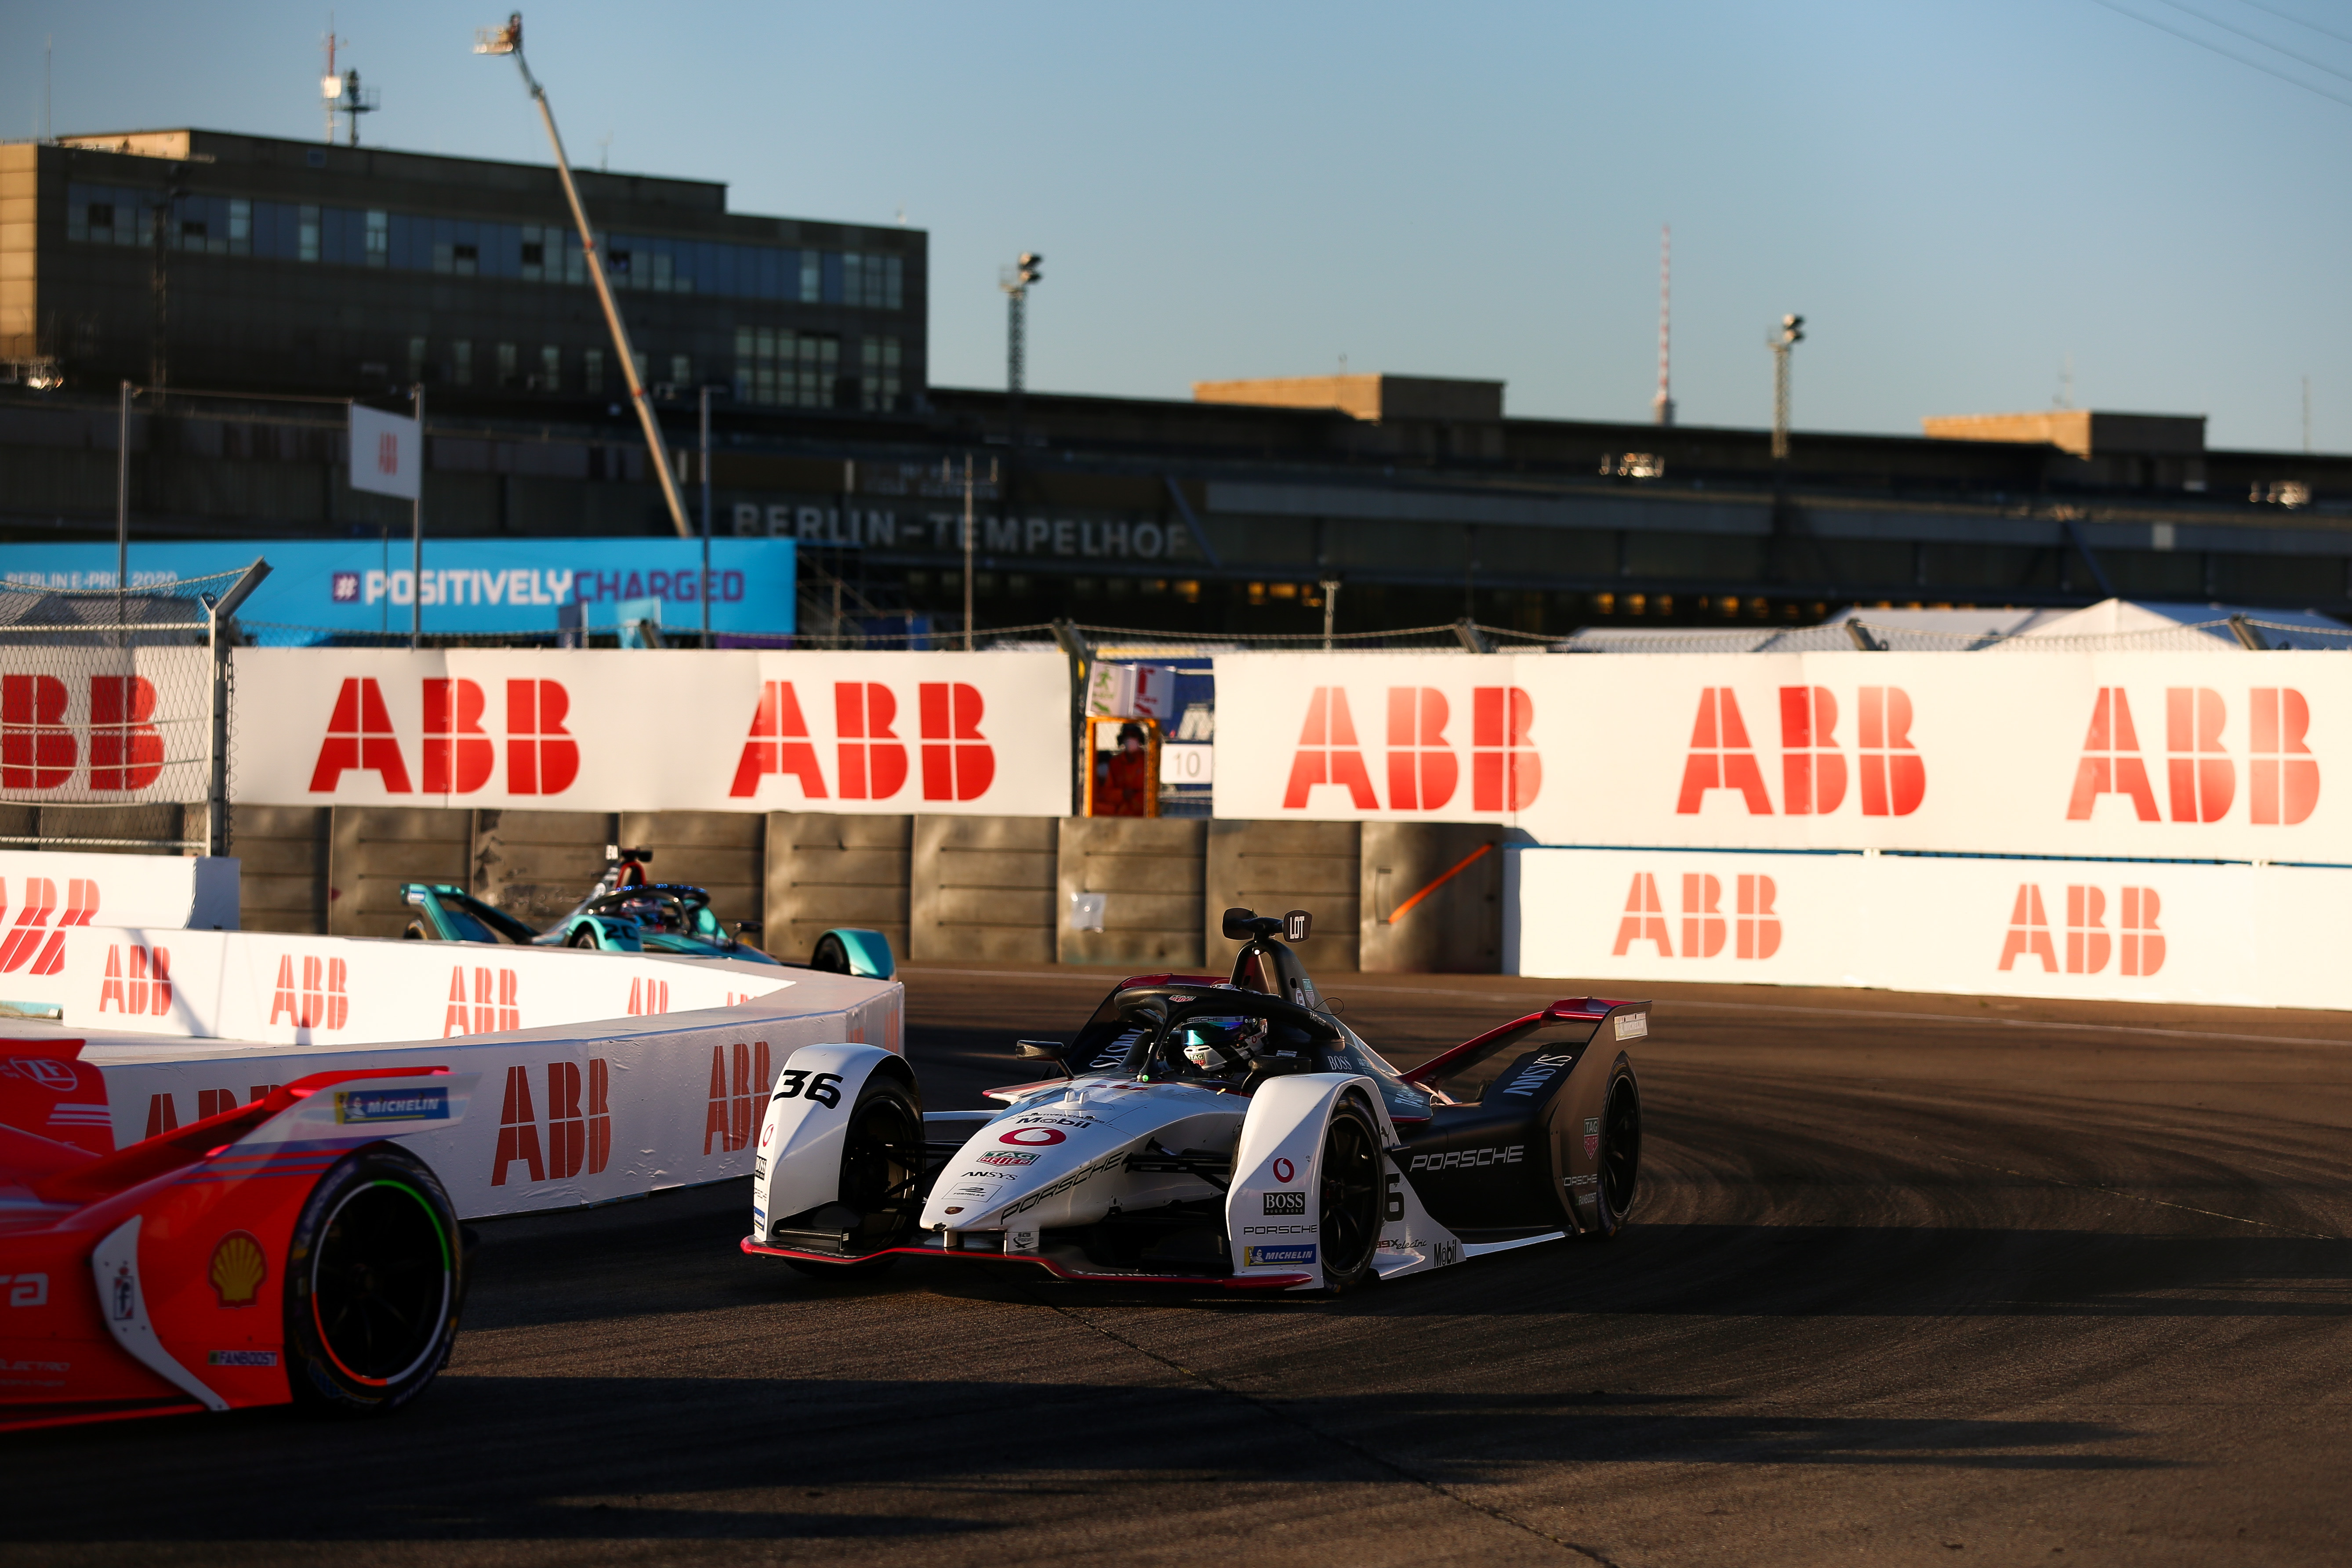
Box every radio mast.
[1652,224,1675,427]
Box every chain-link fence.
[1554,614,2352,654]
[0,567,258,853]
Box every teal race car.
[399,878,894,979]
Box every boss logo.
[1263,1191,1307,1215]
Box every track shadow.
[0,1377,2163,1544]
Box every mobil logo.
[491,1057,613,1186]
[443,965,520,1037]
[1612,871,1782,960]
[1283,686,1541,813]
[1677,686,1924,817]
[1999,883,2164,976]
[98,942,173,1016]
[729,681,996,802]
[0,674,167,793]
[2068,686,2318,826]
[307,676,577,796]
[268,953,348,1030]
[705,1041,773,1154]
[0,875,99,976]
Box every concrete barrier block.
[767,812,911,959]
[471,809,615,926]
[1056,816,1206,968]
[1205,820,1361,973]
[327,806,471,938]
[1359,822,1503,973]
[911,815,1056,963]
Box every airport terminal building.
[6,128,2352,639]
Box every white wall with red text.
[224,649,1070,813]
[1214,651,2350,863]
[1508,847,2349,1010]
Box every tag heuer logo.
[1263,1191,1307,1215]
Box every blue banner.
[0,537,795,642]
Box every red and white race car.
[0,1045,473,1432]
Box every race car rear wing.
[32,1067,477,1205]
[1401,998,1649,1092]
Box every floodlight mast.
[476,13,692,540]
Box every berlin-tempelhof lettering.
[733,502,1201,562]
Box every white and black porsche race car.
[742,909,1643,1292]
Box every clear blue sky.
[6,1,2347,451]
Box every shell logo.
[1000,1126,1066,1147]
[208,1230,268,1308]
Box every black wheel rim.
[311,1179,451,1387]
[1319,1110,1380,1275]
[1600,1079,1640,1218]
[842,1095,920,1246]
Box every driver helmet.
[1179,1016,1262,1074]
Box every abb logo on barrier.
[2069,687,2317,825]
[730,682,995,801]
[1678,686,1924,817]
[445,965,520,1037]
[1999,884,2165,976]
[1612,872,1782,960]
[98,942,172,1015]
[491,1059,612,1186]
[268,954,349,1030]
[705,1041,773,1154]
[1,876,99,976]
[308,677,577,795]
[1,675,165,792]
[1283,687,1541,812]
[626,977,670,1015]
[142,1082,287,1138]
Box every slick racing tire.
[784,1075,922,1279]
[810,932,852,974]
[1580,1058,1642,1242]
[566,925,601,949]
[285,1143,465,1417]
[1317,1096,1383,1292]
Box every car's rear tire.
[566,925,599,949]
[284,1143,464,1417]
[784,1075,922,1277]
[1317,1096,1383,1292]
[810,933,850,973]
[1582,1060,1641,1241]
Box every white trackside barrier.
[1215,651,2352,864]
[0,926,902,1221]
[1506,846,2352,1012]
[0,852,238,941]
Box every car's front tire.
[1318,1096,1383,1292]
[566,925,600,949]
[783,1074,922,1278]
[284,1143,464,1417]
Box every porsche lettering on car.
[741,906,1644,1292]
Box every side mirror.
[1283,909,1312,942]
[1016,1040,1073,1079]
[1221,906,1258,941]
[735,919,763,936]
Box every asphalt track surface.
[8,968,2352,1567]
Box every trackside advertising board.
[0,853,239,938]
[0,539,797,639]
[229,649,1071,813]
[0,926,905,1220]
[1214,651,2352,862]
[1509,847,2352,1012]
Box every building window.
[365,210,388,267]
[497,342,519,387]
[669,354,691,389]
[860,336,902,412]
[735,327,838,408]
[584,347,604,393]
[842,254,904,312]
[229,199,252,254]
[453,340,472,385]
[540,345,561,390]
[298,204,321,262]
[407,336,426,383]
[800,251,821,304]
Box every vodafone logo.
[1001,1126,1066,1147]
[308,676,577,796]
[1284,686,1540,813]
[729,680,996,802]
[2068,686,2317,826]
[1272,1157,1296,1183]
[1613,871,1781,960]
[1678,686,1923,818]
[0,675,165,793]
